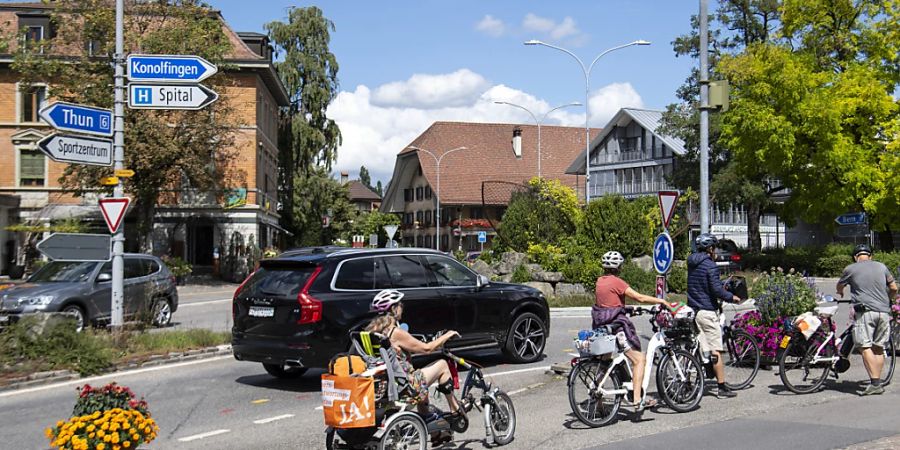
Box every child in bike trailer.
[592,251,672,413]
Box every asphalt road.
[2,297,898,449]
[165,285,238,332]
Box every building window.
[18,14,51,54]
[470,207,484,219]
[424,185,432,199]
[425,210,432,226]
[416,210,423,224]
[415,187,424,201]
[19,148,45,186]
[19,85,46,123]
[403,188,413,202]
[404,213,413,225]
[85,38,104,56]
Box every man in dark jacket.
[687,233,741,398]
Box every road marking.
[0,355,232,398]
[178,289,235,298]
[253,414,295,424]
[180,298,231,307]
[484,365,550,378]
[561,348,573,353]
[178,429,231,442]
[508,382,545,396]
[251,398,270,405]
[315,406,323,411]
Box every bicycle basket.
[574,329,618,357]
[664,318,696,340]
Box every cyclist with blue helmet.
[687,233,742,399]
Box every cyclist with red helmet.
[366,289,461,417]
[592,250,671,413]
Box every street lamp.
[493,100,582,178]
[525,39,650,203]
[407,145,468,251]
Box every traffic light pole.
[111,0,125,327]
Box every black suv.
[232,247,550,378]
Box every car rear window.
[334,257,391,290]
[240,265,316,298]
[718,240,739,252]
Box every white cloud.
[327,71,642,185]
[522,13,581,40]
[371,69,490,109]
[475,14,506,37]
[588,82,644,126]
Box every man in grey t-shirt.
[836,244,898,396]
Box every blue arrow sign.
[478,231,487,243]
[835,212,866,226]
[653,232,675,274]
[39,102,112,137]
[127,54,218,83]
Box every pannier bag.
[574,329,618,357]
[321,374,375,428]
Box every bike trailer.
[574,329,618,357]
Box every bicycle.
[567,305,705,428]
[777,296,896,394]
[673,302,761,390]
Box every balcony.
[589,181,672,199]
[591,147,651,165]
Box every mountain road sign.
[128,83,218,110]
[39,102,113,137]
[37,133,112,166]
[127,54,218,83]
[37,233,111,262]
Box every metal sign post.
[111,0,126,328]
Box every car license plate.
[779,336,791,349]
[249,306,274,318]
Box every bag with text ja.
[321,374,375,428]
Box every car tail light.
[730,254,742,262]
[233,271,255,319]
[298,266,323,324]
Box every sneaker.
[716,386,737,399]
[860,384,885,396]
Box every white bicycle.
[567,305,705,427]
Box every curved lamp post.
[524,39,650,202]
[493,100,581,178]
[407,145,467,251]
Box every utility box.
[709,80,730,111]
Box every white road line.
[315,406,323,411]
[178,429,231,442]
[0,355,232,398]
[179,289,235,298]
[253,414,295,424]
[484,365,550,378]
[508,382,545,396]
[180,298,231,307]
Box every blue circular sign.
[653,232,675,274]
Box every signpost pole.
[111,0,125,328]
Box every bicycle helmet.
[371,289,404,313]
[601,251,625,269]
[695,233,718,251]
[852,243,872,257]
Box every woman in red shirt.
[592,251,670,413]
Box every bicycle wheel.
[724,330,761,390]
[882,329,896,385]
[567,359,623,427]
[656,349,704,413]
[778,337,831,394]
[379,414,426,450]
[487,390,516,445]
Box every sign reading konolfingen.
[126,55,218,83]
[37,134,113,166]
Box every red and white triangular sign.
[99,197,131,234]
[658,190,680,229]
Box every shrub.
[0,317,114,376]
[499,178,580,252]
[619,262,655,295]
[527,243,566,272]
[667,264,687,294]
[561,253,604,290]
[580,195,653,258]
[816,255,851,277]
[511,264,531,283]
[749,269,818,325]
[161,256,192,278]
[874,251,900,276]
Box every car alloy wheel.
[61,305,86,332]
[507,312,546,363]
[152,298,172,327]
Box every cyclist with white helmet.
[592,250,671,413]
[687,232,742,399]
[366,289,462,419]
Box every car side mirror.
[96,273,112,282]
[476,274,490,290]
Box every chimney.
[340,171,349,184]
[512,127,523,158]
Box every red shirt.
[595,275,629,308]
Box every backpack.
[328,353,367,377]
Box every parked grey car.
[0,254,179,331]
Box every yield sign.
[99,197,131,234]
[658,190,680,229]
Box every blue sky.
[225,2,698,184]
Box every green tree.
[266,7,342,242]
[359,165,373,191]
[375,180,383,196]
[346,210,400,247]
[291,168,354,247]
[12,0,239,251]
[498,178,580,252]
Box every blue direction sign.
[835,212,866,226]
[39,102,112,137]
[127,54,218,83]
[653,232,675,274]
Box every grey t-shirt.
[838,260,895,313]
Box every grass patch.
[0,317,230,381]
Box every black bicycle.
[778,297,896,394]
